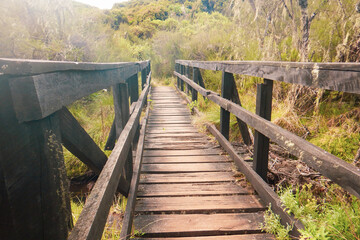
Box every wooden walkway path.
[133,86,273,239]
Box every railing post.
[192,67,199,102]
[0,79,71,240]
[220,71,233,140]
[253,79,273,181]
[176,63,180,89]
[185,65,190,94]
[141,68,147,90]
[113,83,133,193]
[180,65,184,92]
[128,74,139,104]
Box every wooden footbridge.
[1,58,360,240]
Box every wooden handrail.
[174,68,360,198]
[176,60,360,94]
[2,58,149,122]
[68,82,151,240]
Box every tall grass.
[64,89,114,178]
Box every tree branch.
[281,0,294,19]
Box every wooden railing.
[0,58,151,240]
[174,60,360,235]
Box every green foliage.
[262,205,292,240]
[278,185,360,239]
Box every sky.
[74,0,128,9]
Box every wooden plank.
[145,133,206,139]
[143,149,220,157]
[149,115,191,119]
[144,139,208,144]
[140,172,235,184]
[119,106,150,240]
[207,124,303,237]
[0,78,71,240]
[144,143,212,150]
[147,121,192,125]
[146,129,198,134]
[134,213,265,237]
[141,163,232,173]
[142,155,230,164]
[135,195,264,214]
[68,83,150,240]
[176,60,360,94]
[134,234,274,240]
[137,183,248,197]
[253,79,273,180]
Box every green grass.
[64,89,114,178]
[276,185,360,239]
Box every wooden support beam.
[220,72,233,140]
[180,65,184,91]
[185,66,191,94]
[228,75,252,145]
[141,69,147,90]
[68,83,150,240]
[59,107,107,173]
[128,74,139,104]
[253,79,273,181]
[192,67,199,102]
[113,83,133,189]
[176,64,180,88]
[0,78,71,240]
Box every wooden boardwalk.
[133,86,273,239]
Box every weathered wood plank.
[176,60,360,94]
[135,195,264,214]
[68,83,150,240]
[141,163,232,173]
[134,213,265,238]
[137,183,248,197]
[143,149,220,157]
[140,172,235,184]
[145,133,206,139]
[144,143,212,150]
[142,155,230,164]
[134,234,274,240]
[59,107,107,173]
